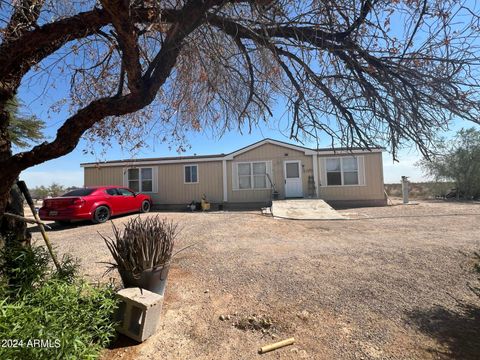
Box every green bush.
[0,243,50,297]
[0,245,118,360]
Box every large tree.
[1,0,480,236]
[1,96,44,244]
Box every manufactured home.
[81,138,386,209]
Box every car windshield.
[62,188,95,197]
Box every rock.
[226,315,231,320]
[219,315,226,321]
[299,350,308,358]
[297,310,310,321]
[204,289,209,293]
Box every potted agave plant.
[102,216,179,295]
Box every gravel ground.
[30,200,480,359]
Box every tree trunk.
[0,95,29,248]
[0,183,30,248]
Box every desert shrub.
[0,245,118,359]
[418,128,480,199]
[428,181,455,198]
[102,216,178,275]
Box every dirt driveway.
[31,200,480,359]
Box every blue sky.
[17,69,479,188]
[14,2,480,188]
[19,98,476,188]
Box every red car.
[39,186,152,224]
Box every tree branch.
[101,0,143,93]
[4,0,45,40]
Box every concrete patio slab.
[271,199,345,220]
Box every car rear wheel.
[93,206,110,223]
[140,200,151,213]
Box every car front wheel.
[93,206,110,223]
[140,200,151,213]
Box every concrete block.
[115,287,164,342]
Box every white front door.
[284,160,303,198]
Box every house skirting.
[325,199,387,209]
[152,198,387,212]
[152,201,272,212]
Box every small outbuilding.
[81,138,386,209]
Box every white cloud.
[20,170,84,188]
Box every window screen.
[342,157,358,185]
[285,162,300,178]
[128,169,140,192]
[127,168,153,192]
[237,162,268,189]
[326,157,359,186]
[253,162,267,189]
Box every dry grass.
[385,182,454,199]
[29,200,480,359]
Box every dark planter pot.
[119,265,170,296]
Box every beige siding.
[227,143,314,202]
[155,161,223,204]
[83,141,385,205]
[84,166,123,187]
[84,162,223,205]
[318,152,384,200]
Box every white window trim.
[127,167,154,193]
[234,161,270,191]
[325,157,363,187]
[184,164,199,184]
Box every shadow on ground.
[108,333,139,349]
[28,221,93,233]
[408,301,480,359]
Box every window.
[237,162,268,189]
[118,188,135,196]
[285,162,300,178]
[238,163,252,189]
[326,159,342,185]
[127,167,153,192]
[326,157,359,186]
[253,162,267,188]
[105,188,119,196]
[184,165,198,183]
[342,157,359,185]
[62,188,95,197]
